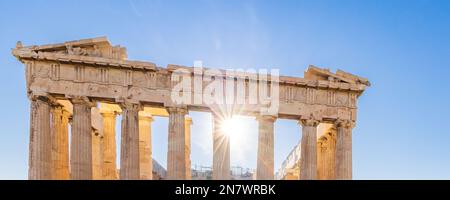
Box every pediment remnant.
[13,36,127,60]
[305,65,370,86]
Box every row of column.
[28,95,193,180]
[299,119,354,180]
[28,95,92,179]
[28,95,353,180]
[211,114,354,180]
[210,114,278,180]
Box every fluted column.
[92,129,103,179]
[101,111,118,180]
[299,119,320,180]
[28,95,52,180]
[166,107,188,180]
[317,130,336,180]
[185,117,192,180]
[212,114,230,180]
[120,102,141,180]
[70,97,95,180]
[139,113,153,180]
[256,115,276,180]
[50,105,70,180]
[335,119,354,180]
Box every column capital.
[256,115,277,123]
[299,114,321,127]
[48,99,65,109]
[68,96,96,107]
[29,95,48,102]
[185,116,193,125]
[334,119,355,129]
[299,119,320,127]
[166,106,188,115]
[100,111,118,118]
[51,104,64,112]
[139,115,154,122]
[29,93,59,105]
[119,101,142,112]
[139,110,154,122]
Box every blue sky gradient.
[1,0,450,179]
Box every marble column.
[28,96,52,180]
[120,102,141,180]
[185,117,192,180]
[92,129,103,179]
[101,111,118,180]
[70,97,94,180]
[299,119,320,180]
[212,114,230,180]
[139,113,153,180]
[50,105,70,180]
[166,107,188,180]
[335,119,354,180]
[317,130,336,180]
[256,115,276,180]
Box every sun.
[219,115,254,163]
[220,117,248,140]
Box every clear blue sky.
[1,0,450,180]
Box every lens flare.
[221,117,248,140]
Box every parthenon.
[12,37,369,180]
